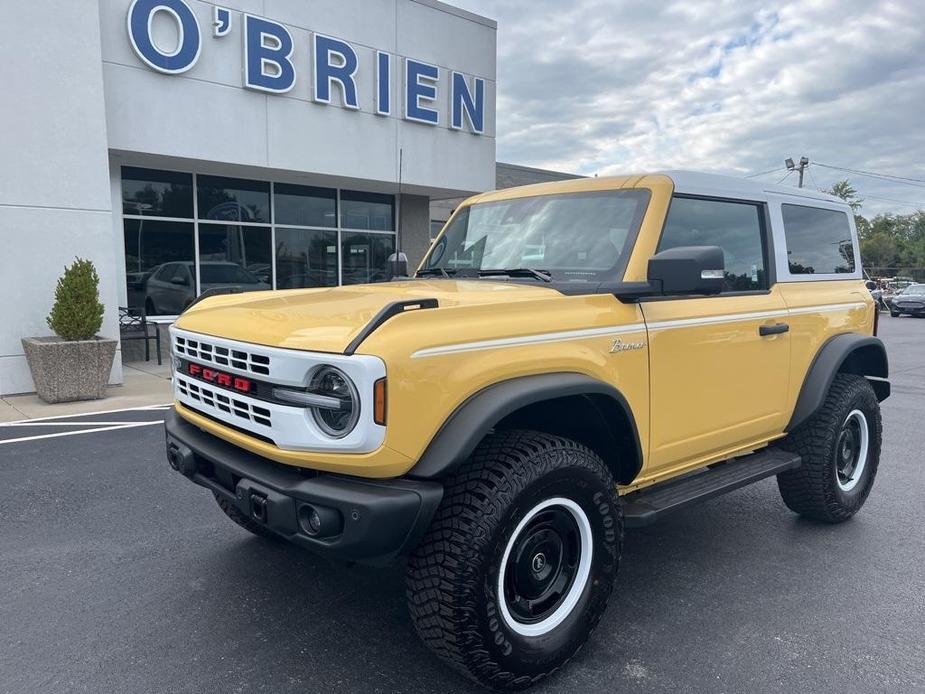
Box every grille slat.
[174,335,272,379]
[176,375,273,429]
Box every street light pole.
[785,156,810,187]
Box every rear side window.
[781,204,856,275]
[659,196,768,292]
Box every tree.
[46,258,105,341]
[826,179,863,212]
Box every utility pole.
[785,156,810,187]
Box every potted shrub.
[22,258,117,403]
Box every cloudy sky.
[454,0,925,216]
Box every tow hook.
[166,438,197,478]
[250,493,268,523]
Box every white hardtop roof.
[659,170,846,206]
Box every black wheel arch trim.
[787,333,889,432]
[407,372,644,481]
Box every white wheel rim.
[497,497,593,637]
[836,409,869,492]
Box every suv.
[165,172,889,690]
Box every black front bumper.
[165,409,442,566]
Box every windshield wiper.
[416,267,454,278]
[478,268,553,283]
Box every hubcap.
[498,497,593,637]
[835,409,869,492]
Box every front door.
[642,195,791,477]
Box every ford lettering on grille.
[187,362,253,394]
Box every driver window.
[659,196,768,292]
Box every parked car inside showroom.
[145,261,270,315]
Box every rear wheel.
[776,373,881,522]
[212,492,278,539]
[406,430,622,690]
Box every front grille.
[174,335,271,376]
[176,375,272,428]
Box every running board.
[622,448,801,528]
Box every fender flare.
[787,333,889,432]
[407,373,643,481]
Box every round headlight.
[308,366,360,438]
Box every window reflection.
[198,223,272,291]
[198,175,270,223]
[341,190,394,231]
[275,183,337,227]
[276,228,339,289]
[123,219,195,314]
[122,167,193,218]
[122,169,399,314]
[341,232,396,285]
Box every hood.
[173,280,560,353]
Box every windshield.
[200,264,262,284]
[902,284,925,294]
[423,189,650,281]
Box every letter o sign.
[127,0,201,74]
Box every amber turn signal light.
[373,378,387,425]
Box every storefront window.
[275,183,337,227]
[122,169,396,314]
[123,219,195,314]
[276,228,339,289]
[197,175,270,223]
[122,167,193,218]
[198,223,273,289]
[340,190,394,231]
[341,232,396,285]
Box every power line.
[776,170,794,184]
[745,167,784,179]
[858,193,925,209]
[807,165,820,191]
[814,162,925,189]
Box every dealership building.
[0,0,499,395]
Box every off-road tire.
[213,492,278,539]
[776,373,881,523]
[406,430,623,691]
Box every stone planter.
[22,336,117,403]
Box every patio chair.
[119,306,162,365]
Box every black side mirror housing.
[647,246,725,296]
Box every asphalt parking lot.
[2,317,923,694]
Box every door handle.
[759,322,789,336]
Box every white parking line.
[0,421,164,445]
[0,403,172,427]
[3,421,161,427]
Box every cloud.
[456,0,925,215]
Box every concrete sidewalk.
[0,361,172,422]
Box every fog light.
[308,508,322,534]
[298,504,343,538]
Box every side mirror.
[648,246,725,296]
[865,280,877,290]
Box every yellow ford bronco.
[165,171,889,690]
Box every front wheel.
[776,373,882,523]
[406,431,622,690]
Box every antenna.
[396,147,403,254]
[389,147,409,278]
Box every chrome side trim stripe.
[410,302,867,358]
[411,324,647,358]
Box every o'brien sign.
[126,0,486,134]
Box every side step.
[622,448,801,528]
